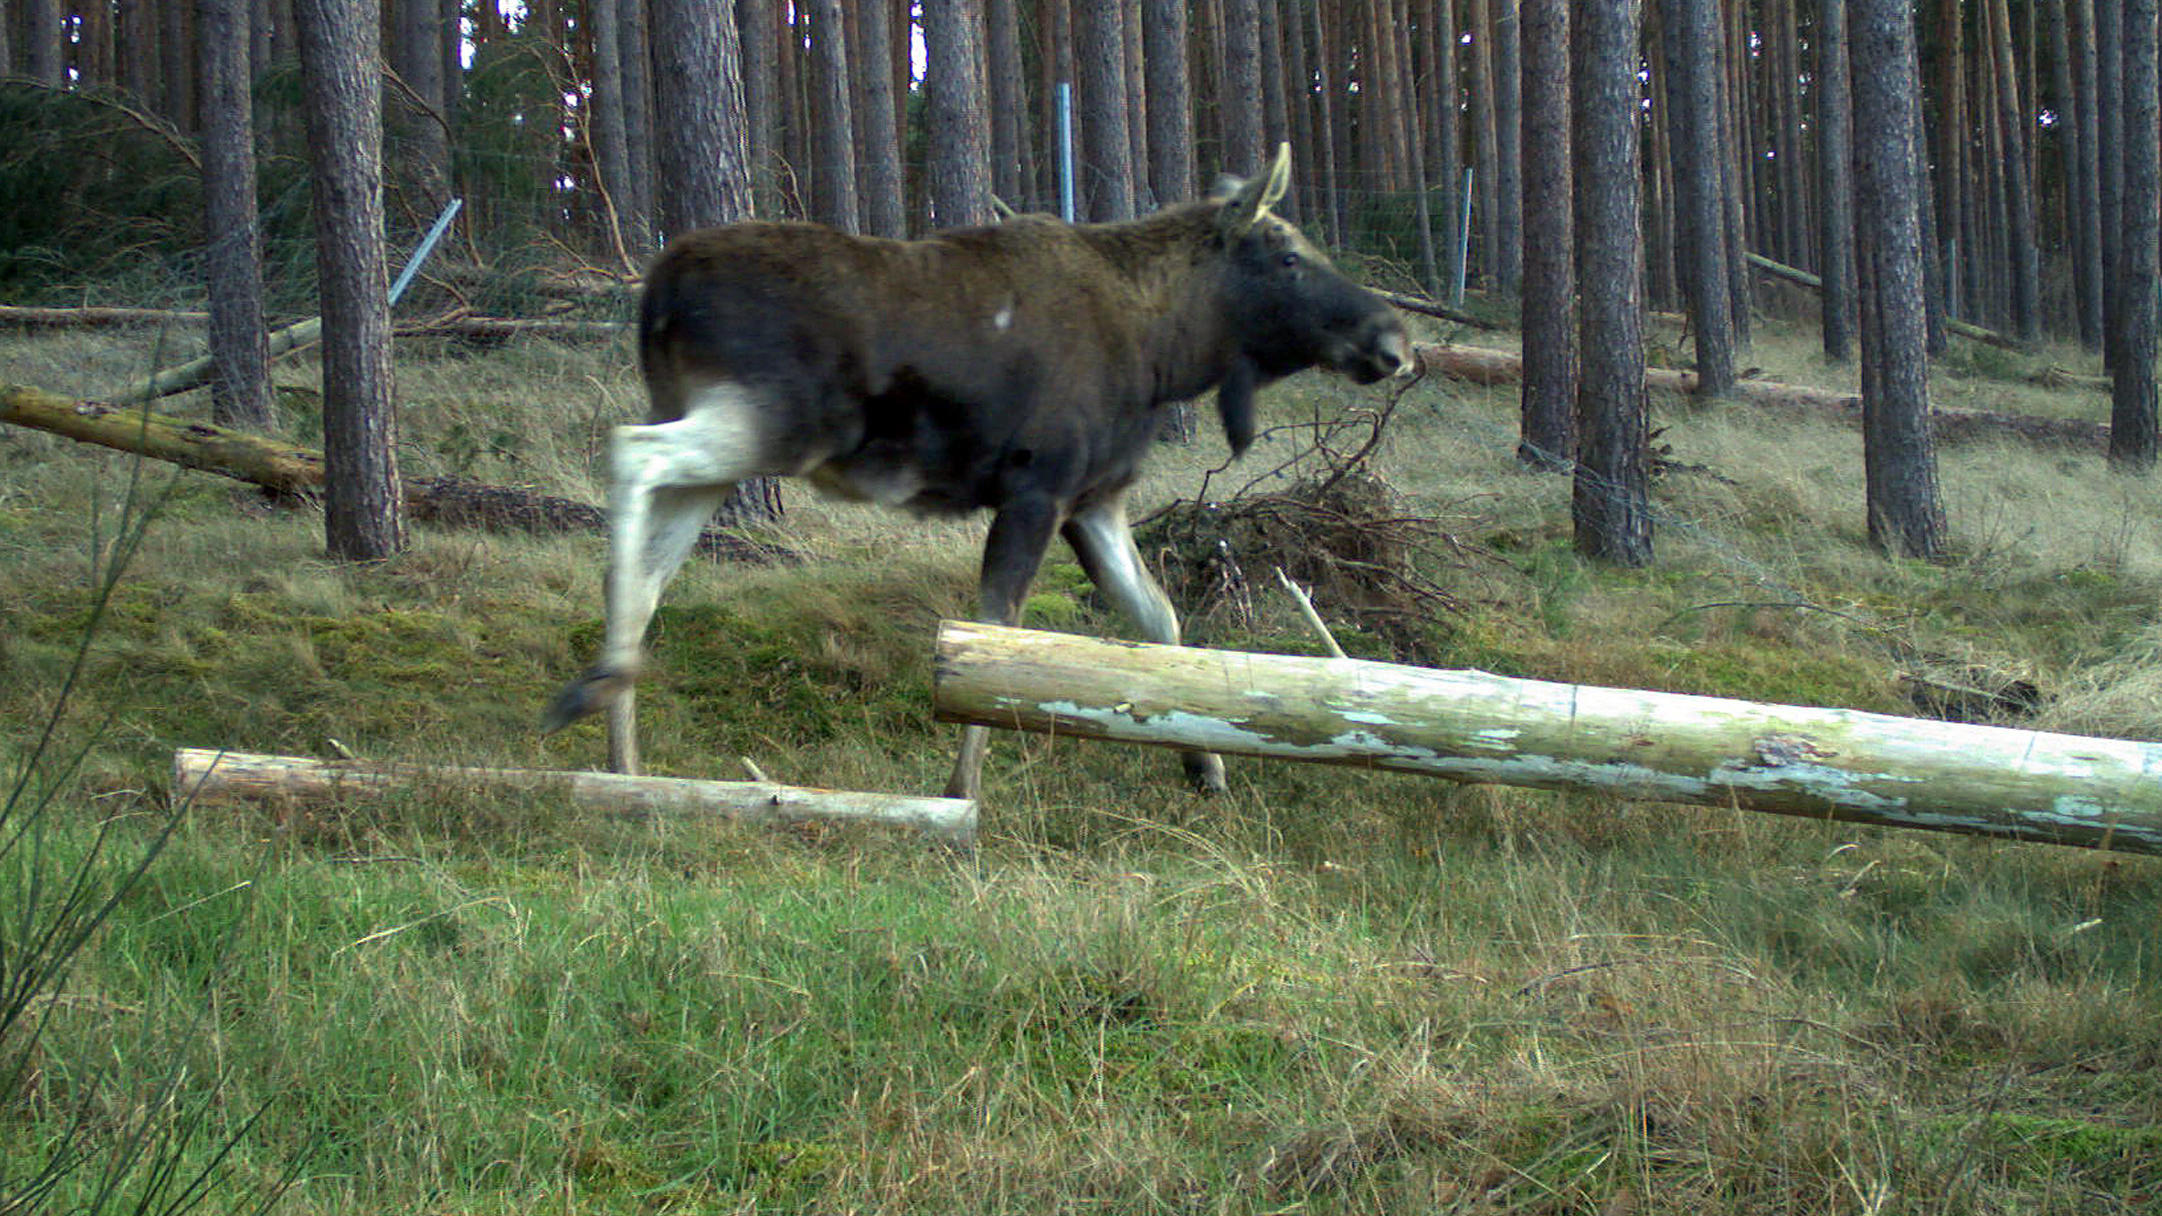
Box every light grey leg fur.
[544,384,767,774]
[1063,495,1227,793]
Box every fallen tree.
[173,748,976,843]
[1411,343,2113,448]
[1745,252,2023,352]
[934,621,2162,856]
[0,382,793,561]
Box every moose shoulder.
[545,145,1410,802]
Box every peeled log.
[934,622,2162,855]
[172,749,977,844]
[1410,344,2111,448]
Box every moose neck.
[1070,204,1252,407]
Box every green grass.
[6,313,2162,1213]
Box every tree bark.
[986,0,1028,208]
[174,749,977,844]
[934,621,2162,856]
[22,0,62,83]
[1572,0,1651,566]
[1072,0,1133,220]
[616,0,655,243]
[1987,0,2043,341]
[1662,0,1737,396]
[925,0,993,227]
[1517,0,1573,468]
[198,0,274,431]
[588,0,643,255]
[852,0,906,236]
[1851,0,1945,559]
[651,0,754,238]
[294,0,405,561]
[1491,0,1523,291]
[1220,0,1265,176]
[1143,0,1196,206]
[805,0,860,232]
[1817,0,1857,363]
[2111,0,2160,469]
[1469,0,1501,285]
[2052,0,2101,349]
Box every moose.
[544,145,1410,801]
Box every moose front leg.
[1062,494,1227,794]
[947,497,1061,802]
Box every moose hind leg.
[544,384,770,773]
[947,497,1062,802]
[1063,497,1227,794]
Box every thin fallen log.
[0,304,212,328]
[1410,344,2112,448]
[0,383,794,562]
[1374,289,1507,330]
[1745,251,2023,352]
[110,316,323,403]
[172,749,977,844]
[934,621,2162,856]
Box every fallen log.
[0,304,212,328]
[111,316,322,403]
[173,748,977,844]
[1745,252,2022,352]
[934,621,2162,856]
[1410,344,2112,449]
[0,383,794,562]
[1374,289,1506,331]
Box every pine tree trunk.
[589,0,642,253]
[1144,0,1196,205]
[2111,0,2160,468]
[1438,0,1464,290]
[651,0,754,237]
[1573,0,1651,567]
[1662,0,1736,396]
[986,0,1027,207]
[1518,0,1573,467]
[806,0,859,232]
[1988,0,2042,340]
[1125,0,1150,212]
[851,1,905,235]
[1818,0,1857,363]
[1310,0,1345,246]
[1259,0,1291,199]
[1073,0,1133,219]
[24,0,63,84]
[2051,0,2100,349]
[738,0,781,214]
[1221,0,1265,174]
[617,0,655,240]
[294,0,406,561]
[199,0,273,431]
[1491,0,1522,290]
[926,0,993,228]
[1938,0,1969,319]
[1851,0,1945,559]
[2072,0,2105,350]
[1468,0,1502,285]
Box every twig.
[1274,567,1347,658]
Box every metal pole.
[389,197,464,308]
[1454,169,1474,305]
[1058,82,1076,223]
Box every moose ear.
[1217,143,1294,241]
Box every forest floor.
[3,304,2161,1214]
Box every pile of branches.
[1138,389,1484,662]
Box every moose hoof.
[540,665,631,734]
[1184,753,1228,796]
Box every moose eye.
[1280,252,1301,269]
